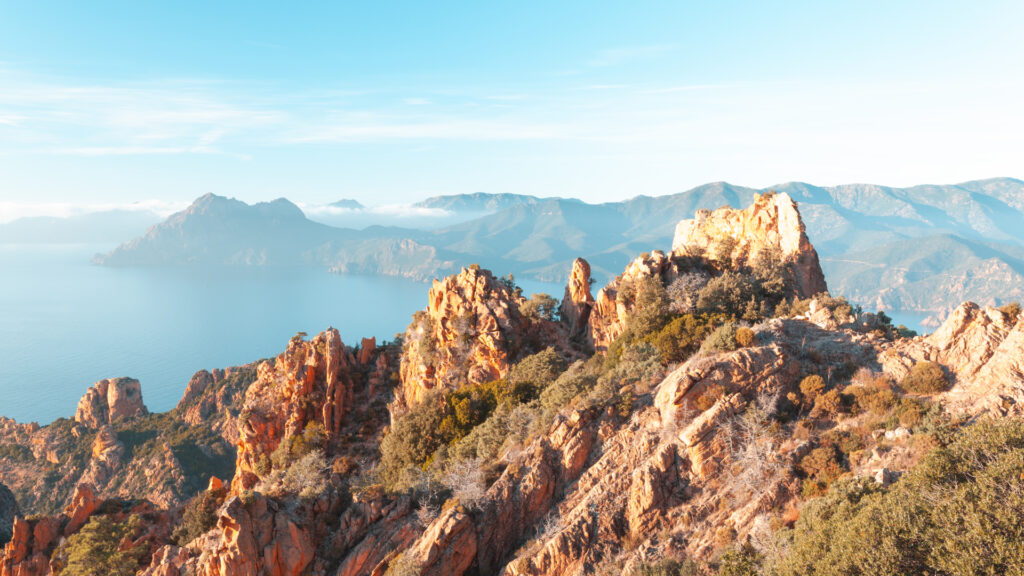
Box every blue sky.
[0,1,1022,217]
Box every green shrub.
[845,373,898,417]
[896,397,927,428]
[55,515,145,576]
[810,389,842,418]
[777,419,1024,575]
[900,361,949,394]
[750,246,794,300]
[379,392,446,491]
[821,428,864,456]
[799,445,843,481]
[538,360,598,412]
[507,347,567,392]
[519,293,559,322]
[270,420,326,471]
[697,271,756,318]
[638,558,701,576]
[626,276,672,337]
[644,312,725,363]
[172,487,227,545]
[0,444,34,462]
[717,546,761,576]
[701,321,739,353]
[799,375,825,404]
[734,326,755,347]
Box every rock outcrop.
[396,266,557,414]
[671,191,827,298]
[587,250,677,352]
[560,258,595,344]
[177,364,258,445]
[74,377,147,428]
[232,329,359,491]
[882,301,1024,416]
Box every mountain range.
[4,192,1024,574]
[91,178,1024,317]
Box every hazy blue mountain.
[96,194,343,266]
[97,179,1024,313]
[0,210,162,244]
[304,194,519,231]
[415,192,543,212]
[327,199,365,210]
[820,234,1024,318]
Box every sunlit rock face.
[671,191,828,299]
[394,265,569,417]
[74,377,148,429]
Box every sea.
[0,244,933,425]
[0,244,563,425]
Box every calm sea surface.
[0,245,562,424]
[0,245,932,425]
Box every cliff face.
[232,328,396,492]
[395,266,565,415]
[671,191,827,298]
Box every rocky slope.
[883,301,1024,416]
[0,365,256,515]
[4,193,1024,575]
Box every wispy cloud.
[0,70,282,157]
[300,201,452,218]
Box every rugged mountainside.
[97,178,1024,315]
[4,193,1024,575]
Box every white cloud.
[299,201,452,219]
[0,199,187,223]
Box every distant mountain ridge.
[95,178,1024,315]
[0,210,162,244]
[414,191,545,212]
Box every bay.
[0,244,562,424]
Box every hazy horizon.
[2,175,1022,224]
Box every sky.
[0,1,1022,217]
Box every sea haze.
[0,244,561,424]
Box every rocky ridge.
[671,191,828,298]
[3,193,1024,575]
[395,265,569,416]
[883,301,1024,416]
